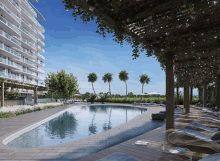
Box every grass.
[0,103,68,118]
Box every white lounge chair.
[168,128,220,152]
[185,123,220,133]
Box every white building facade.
[0,0,45,97]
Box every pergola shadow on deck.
[77,106,217,161]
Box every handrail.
[0,43,21,58]
[8,0,21,13]
[0,1,21,24]
[23,0,37,17]
[0,17,21,35]
[0,29,21,46]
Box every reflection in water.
[89,111,97,135]
[103,107,112,132]
[44,112,78,139]
[7,105,149,148]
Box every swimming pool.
[6,105,147,148]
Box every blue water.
[7,105,147,148]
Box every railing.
[38,31,45,39]
[0,29,21,47]
[17,25,37,42]
[8,0,21,13]
[20,5,37,25]
[16,57,34,67]
[0,43,21,58]
[37,21,45,32]
[23,0,37,17]
[37,53,45,60]
[21,16,37,33]
[38,38,45,46]
[0,71,20,80]
[37,68,44,74]
[0,2,21,24]
[0,17,21,35]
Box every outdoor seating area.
[76,106,220,161]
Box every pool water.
[7,105,147,148]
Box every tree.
[119,70,129,99]
[82,92,90,102]
[139,74,150,99]
[87,73,98,98]
[102,73,113,99]
[45,70,78,102]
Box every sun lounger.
[168,128,220,152]
[185,123,220,133]
[199,153,220,161]
[148,101,156,105]
[158,101,165,106]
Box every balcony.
[37,53,45,60]
[0,17,21,37]
[0,58,21,70]
[0,29,21,48]
[37,21,45,33]
[37,38,45,46]
[0,71,20,81]
[37,31,45,40]
[1,0,21,15]
[22,0,37,18]
[21,16,37,35]
[17,25,37,43]
[20,5,37,25]
[12,47,38,61]
[14,35,37,51]
[0,2,21,25]
[0,43,21,59]
[13,57,37,68]
[29,67,44,74]
[38,61,45,67]
[36,44,45,53]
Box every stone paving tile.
[32,155,63,159]
[11,154,35,160]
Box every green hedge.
[89,97,199,105]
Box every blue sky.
[32,0,198,96]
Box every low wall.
[0,100,23,107]
[32,98,56,103]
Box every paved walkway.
[0,103,171,160]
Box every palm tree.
[102,73,113,99]
[139,74,150,99]
[87,73,98,98]
[119,70,129,99]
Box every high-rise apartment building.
[0,0,45,98]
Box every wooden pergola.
[64,0,220,129]
[0,79,48,106]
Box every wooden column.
[190,87,193,104]
[165,53,174,129]
[176,86,179,105]
[184,77,190,113]
[203,83,207,107]
[34,87,38,104]
[217,75,220,109]
[1,82,4,107]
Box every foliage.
[45,70,78,101]
[87,93,97,102]
[119,70,129,99]
[102,73,113,99]
[139,74,150,98]
[99,92,110,102]
[87,73,98,97]
[128,92,133,97]
[82,92,90,101]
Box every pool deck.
[0,103,210,161]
